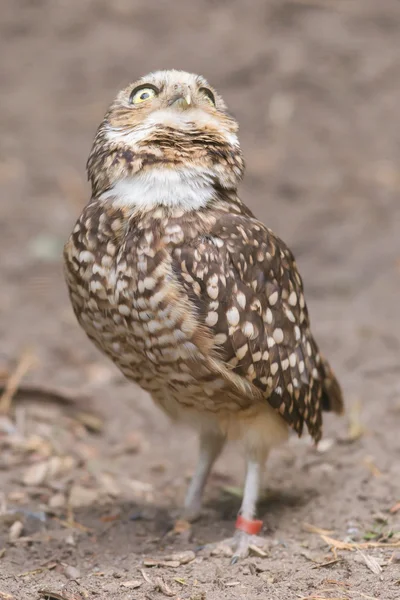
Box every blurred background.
[1,1,399,598]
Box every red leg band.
[235,515,263,535]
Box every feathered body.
[64,70,343,557]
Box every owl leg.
[230,456,267,562]
[203,452,268,562]
[183,430,225,521]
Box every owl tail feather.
[320,357,344,415]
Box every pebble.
[65,533,76,546]
[64,565,81,580]
[69,484,99,508]
[22,461,48,486]
[48,492,66,509]
[120,580,142,588]
[9,520,23,542]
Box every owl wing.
[173,212,343,441]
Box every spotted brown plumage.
[64,70,343,559]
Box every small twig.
[38,591,69,600]
[0,350,37,414]
[52,516,92,533]
[321,534,400,551]
[0,380,101,428]
[312,558,342,569]
[0,382,90,410]
[303,522,334,535]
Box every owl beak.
[169,91,192,110]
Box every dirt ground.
[1,0,400,598]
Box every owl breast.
[63,202,241,414]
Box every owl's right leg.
[183,430,226,522]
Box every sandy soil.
[1,1,400,598]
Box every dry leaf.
[154,577,174,597]
[164,550,195,565]
[143,559,160,568]
[140,569,153,584]
[159,561,180,568]
[356,550,382,575]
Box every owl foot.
[205,529,268,563]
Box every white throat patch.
[100,167,216,211]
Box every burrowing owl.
[64,70,343,559]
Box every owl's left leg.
[230,454,268,562]
[203,451,268,562]
[183,430,226,521]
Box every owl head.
[87,70,244,206]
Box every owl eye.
[199,87,216,106]
[130,85,159,105]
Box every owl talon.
[205,531,267,561]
